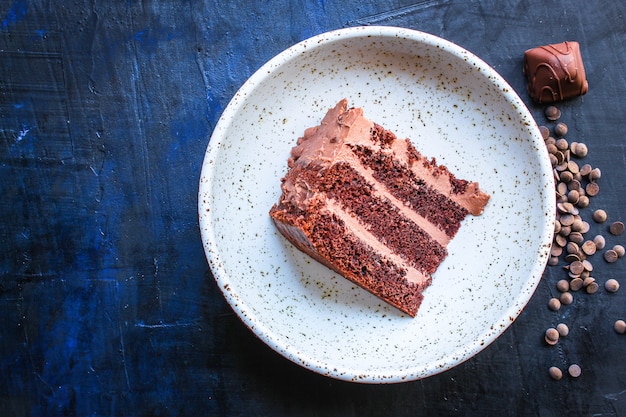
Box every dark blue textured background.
[1,1,626,415]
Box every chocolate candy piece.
[523,41,589,103]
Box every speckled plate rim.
[199,26,555,383]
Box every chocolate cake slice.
[269,99,490,316]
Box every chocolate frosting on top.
[523,41,589,104]
[282,100,490,217]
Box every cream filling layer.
[324,198,431,287]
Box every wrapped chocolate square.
[523,41,589,104]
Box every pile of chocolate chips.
[540,105,625,380]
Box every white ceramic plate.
[199,26,554,383]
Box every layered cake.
[269,99,490,316]
[523,41,588,104]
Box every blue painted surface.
[1,0,626,416]
[1,1,27,28]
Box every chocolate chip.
[566,241,579,254]
[593,209,608,223]
[560,226,572,238]
[554,122,568,137]
[545,106,562,121]
[579,221,590,234]
[605,249,619,263]
[560,291,574,305]
[560,214,575,226]
[569,179,582,191]
[585,281,599,294]
[585,182,600,197]
[555,138,569,151]
[567,160,579,174]
[545,327,560,343]
[568,231,584,244]
[609,221,625,236]
[570,278,584,291]
[551,244,563,257]
[593,235,606,250]
[560,170,574,183]
[549,366,563,380]
[572,142,588,157]
[567,190,580,204]
[548,298,561,311]
[589,168,602,181]
[571,219,585,233]
[579,163,593,177]
[557,202,577,214]
[556,279,570,292]
[576,195,590,208]
[569,260,585,275]
[568,364,582,378]
[581,240,597,256]
[605,279,620,293]
[583,276,596,286]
